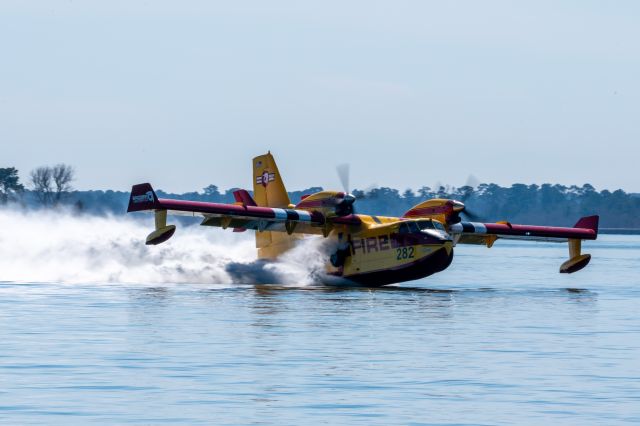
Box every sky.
[1,1,639,193]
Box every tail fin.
[127,183,159,212]
[574,215,599,234]
[253,152,291,208]
[252,152,300,259]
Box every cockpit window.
[399,222,410,234]
[400,221,430,234]
[417,219,446,232]
[417,220,435,230]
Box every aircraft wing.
[448,216,599,273]
[127,183,361,241]
[448,216,598,244]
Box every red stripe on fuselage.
[296,200,326,208]
[332,214,362,225]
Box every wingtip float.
[127,152,599,286]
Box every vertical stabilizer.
[252,152,300,259]
[253,152,291,208]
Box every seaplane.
[127,152,599,286]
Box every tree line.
[352,183,639,228]
[1,165,639,228]
[0,165,75,207]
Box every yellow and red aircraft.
[128,152,599,286]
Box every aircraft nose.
[451,200,465,212]
[343,193,356,204]
[444,241,453,254]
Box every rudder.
[252,152,301,259]
[253,152,291,208]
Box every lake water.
[1,234,639,425]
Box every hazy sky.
[2,1,639,193]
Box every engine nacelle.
[402,199,465,225]
[295,191,355,217]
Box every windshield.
[399,222,410,234]
[400,221,425,234]
[402,220,445,233]
[417,219,446,232]
[417,220,435,230]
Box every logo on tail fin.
[256,171,275,187]
[132,191,154,203]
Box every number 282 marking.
[396,247,415,260]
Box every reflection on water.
[0,235,638,425]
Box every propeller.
[465,174,480,190]
[336,163,351,194]
[335,163,356,215]
[448,202,480,224]
[335,163,379,215]
[457,174,483,222]
[460,208,482,222]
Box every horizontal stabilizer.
[233,189,257,207]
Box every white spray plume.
[0,209,334,285]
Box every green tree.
[402,189,416,199]
[417,186,433,199]
[0,167,24,204]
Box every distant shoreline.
[3,183,640,229]
[600,228,640,235]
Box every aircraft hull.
[339,246,454,287]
